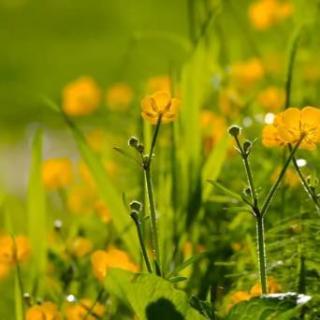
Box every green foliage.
[225,293,311,320]
[105,269,206,320]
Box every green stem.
[261,137,304,217]
[143,115,162,276]
[256,216,267,294]
[289,146,320,212]
[130,212,153,273]
[144,167,161,276]
[235,137,258,209]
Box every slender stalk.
[261,137,304,217]
[235,137,258,210]
[289,146,320,212]
[143,116,162,276]
[144,167,161,276]
[130,212,153,273]
[256,216,267,294]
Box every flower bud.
[228,125,242,137]
[243,140,253,154]
[129,200,142,212]
[54,219,63,231]
[128,136,139,148]
[137,143,145,154]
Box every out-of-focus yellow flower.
[249,0,293,30]
[94,200,112,224]
[65,299,105,320]
[63,77,101,116]
[271,167,299,187]
[67,185,96,214]
[85,129,106,153]
[200,111,227,154]
[26,302,61,320]
[0,235,30,266]
[258,86,285,112]
[230,58,264,89]
[91,247,139,281]
[262,107,320,150]
[218,88,243,117]
[146,75,171,93]
[106,83,134,111]
[42,158,73,190]
[141,91,180,124]
[229,291,251,308]
[68,237,93,258]
[250,277,281,296]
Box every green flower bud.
[228,125,242,137]
[128,136,139,147]
[130,200,142,212]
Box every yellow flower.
[91,247,139,281]
[65,299,105,320]
[258,86,285,112]
[146,75,171,93]
[230,58,264,89]
[26,302,61,320]
[250,277,281,296]
[0,235,30,266]
[85,129,106,153]
[42,158,73,190]
[67,185,96,215]
[249,0,293,30]
[106,83,134,111]
[68,237,93,258]
[63,77,101,116]
[141,91,180,124]
[262,107,320,150]
[94,200,112,224]
[271,167,299,187]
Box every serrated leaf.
[226,293,311,320]
[105,269,206,320]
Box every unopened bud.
[130,200,142,212]
[128,136,139,148]
[228,125,241,137]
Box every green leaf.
[202,135,229,201]
[226,293,311,320]
[27,128,47,294]
[62,113,139,255]
[105,269,206,320]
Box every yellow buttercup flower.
[91,246,139,281]
[249,0,293,31]
[26,302,61,320]
[0,235,30,266]
[146,75,171,93]
[42,158,73,190]
[250,277,281,296]
[230,58,264,89]
[63,77,101,116]
[106,83,134,111]
[262,107,320,150]
[65,299,105,320]
[141,91,180,124]
[258,86,285,112]
[68,237,93,258]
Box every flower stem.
[130,212,153,273]
[261,137,304,217]
[144,167,161,276]
[289,147,320,212]
[235,136,258,210]
[143,116,162,276]
[256,216,267,294]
